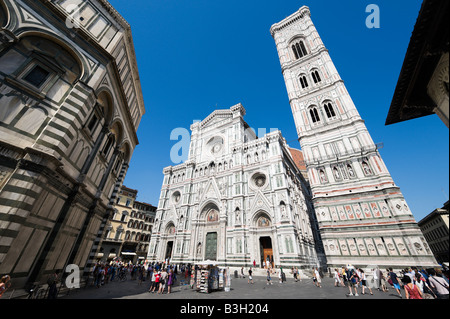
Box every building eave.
[385,0,449,126]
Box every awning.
[121,252,136,256]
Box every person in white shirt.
[334,269,342,287]
[359,268,373,295]
[314,268,322,288]
[372,267,380,290]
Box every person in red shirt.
[150,271,161,293]
[402,275,423,299]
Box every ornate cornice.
[270,6,311,37]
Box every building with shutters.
[418,201,449,265]
[100,185,156,264]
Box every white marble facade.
[147,104,320,269]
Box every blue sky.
[108,0,449,222]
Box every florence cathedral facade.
[149,6,438,270]
[147,104,322,269]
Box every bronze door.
[205,232,217,260]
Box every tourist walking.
[372,267,380,290]
[359,269,373,295]
[346,267,359,296]
[402,275,422,299]
[379,269,389,292]
[415,272,435,299]
[313,268,322,288]
[427,268,449,299]
[47,270,60,299]
[355,268,362,288]
[387,268,402,298]
[281,268,286,283]
[0,275,11,298]
[333,268,342,287]
[266,269,273,285]
[248,268,254,284]
[138,266,145,285]
[167,269,174,294]
[151,270,161,293]
[341,267,348,287]
[94,265,103,288]
[158,269,168,294]
[293,267,299,282]
[241,267,245,278]
[149,270,157,293]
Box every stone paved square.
[60,273,403,300]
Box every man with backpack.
[346,266,359,296]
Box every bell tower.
[270,6,437,268]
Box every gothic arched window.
[324,102,337,119]
[311,70,322,84]
[291,40,308,60]
[299,74,309,89]
[309,107,321,124]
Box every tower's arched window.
[309,107,321,124]
[299,74,309,89]
[291,40,308,60]
[323,102,337,119]
[311,70,322,84]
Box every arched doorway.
[260,237,274,269]
[164,223,176,262]
[200,202,220,261]
[165,241,174,261]
[255,212,273,268]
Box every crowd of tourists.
[236,264,449,299]
[329,265,449,299]
[147,262,193,294]
[90,260,193,295]
[86,260,449,300]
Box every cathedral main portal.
[205,232,218,260]
[165,241,173,261]
[260,236,274,268]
